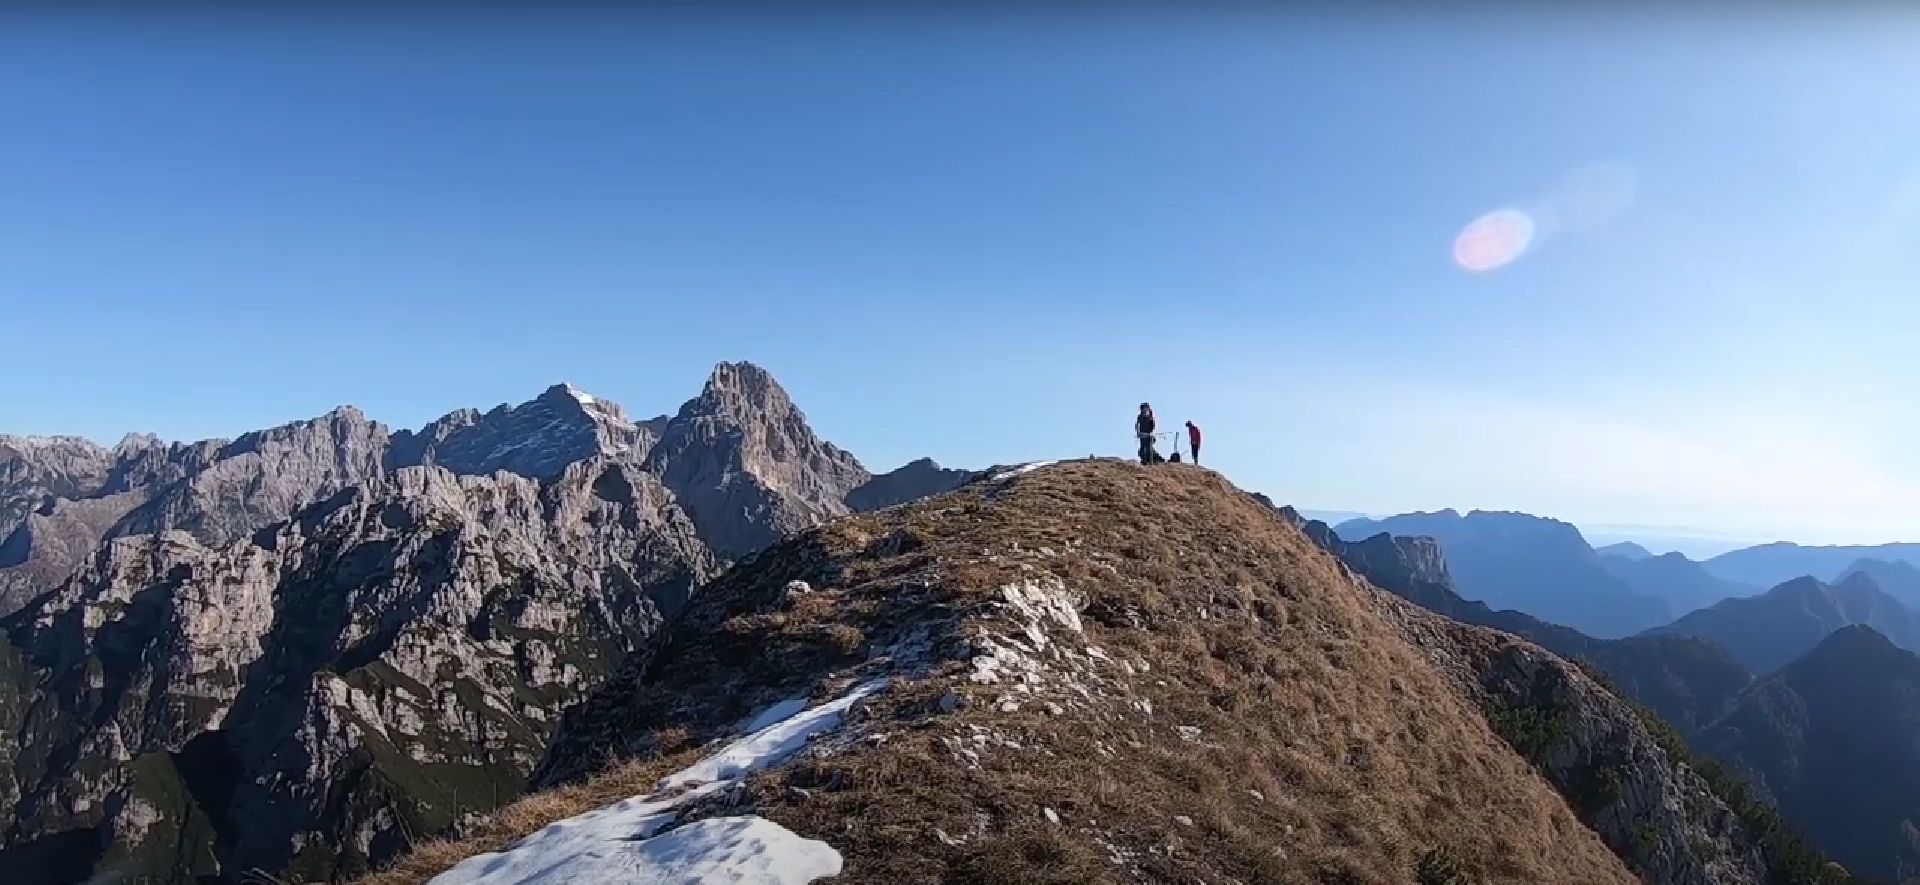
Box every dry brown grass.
[359,459,1634,884]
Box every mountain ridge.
[1645,573,1920,674]
[1704,541,1920,589]
[0,362,925,884]
[379,461,1778,885]
[1337,508,1671,637]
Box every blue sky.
[4,8,1919,546]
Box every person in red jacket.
[1185,420,1202,465]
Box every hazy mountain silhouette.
[1837,558,1920,610]
[1646,573,1920,674]
[1601,551,1756,621]
[1695,626,1920,881]
[1596,541,1655,560]
[1337,509,1670,637]
[1703,542,1920,589]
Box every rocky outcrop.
[0,362,895,883]
[0,436,115,547]
[111,407,393,548]
[645,362,869,561]
[1283,502,1787,881]
[390,383,657,480]
[0,434,223,617]
[1,386,668,618]
[0,461,715,882]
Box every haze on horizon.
[3,7,1917,547]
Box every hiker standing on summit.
[1136,403,1159,465]
[1186,420,1202,465]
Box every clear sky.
[4,7,1918,546]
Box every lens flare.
[1453,208,1535,273]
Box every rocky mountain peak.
[534,382,632,424]
[645,363,869,560]
[689,360,786,415]
[218,404,382,460]
[110,432,164,456]
[393,383,651,481]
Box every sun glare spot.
[1453,208,1535,273]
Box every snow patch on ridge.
[660,681,883,791]
[989,461,1057,482]
[432,680,883,885]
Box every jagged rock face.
[0,435,222,616]
[0,388,656,618]
[522,461,1772,885]
[844,458,977,513]
[0,362,901,884]
[645,362,870,560]
[113,407,393,548]
[391,384,657,479]
[0,462,715,882]
[0,437,116,547]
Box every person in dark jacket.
[1186,421,1202,465]
[1136,403,1159,465]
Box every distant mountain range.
[1284,507,1754,736]
[1646,572,1920,674]
[1601,551,1757,621]
[0,363,966,883]
[1320,507,1920,881]
[1695,626,1920,881]
[1595,541,1654,560]
[1337,509,1675,637]
[1701,541,1920,588]
[8,373,1913,884]
[1836,557,1920,609]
